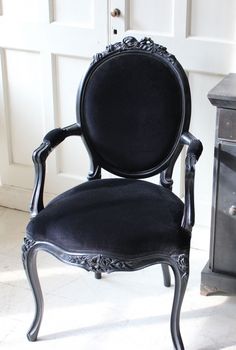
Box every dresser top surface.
[208,73,236,108]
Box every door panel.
[53,0,95,28]
[46,54,90,193]
[190,0,236,41]
[4,49,44,168]
[2,0,40,21]
[129,0,174,34]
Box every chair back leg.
[22,239,44,341]
[161,263,171,287]
[95,271,102,279]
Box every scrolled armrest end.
[187,139,203,161]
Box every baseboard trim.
[0,185,55,212]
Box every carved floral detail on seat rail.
[21,237,189,277]
[64,254,134,273]
[171,253,189,281]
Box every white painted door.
[0,0,108,209]
[109,0,236,228]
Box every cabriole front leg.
[22,238,44,341]
[170,253,189,350]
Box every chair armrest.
[180,132,203,232]
[30,123,81,218]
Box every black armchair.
[22,36,203,350]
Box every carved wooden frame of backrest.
[76,36,191,180]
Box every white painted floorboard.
[1,206,236,350]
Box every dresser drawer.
[214,142,236,275]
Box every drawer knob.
[229,205,236,216]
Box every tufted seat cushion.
[26,179,190,257]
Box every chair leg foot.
[22,243,44,342]
[161,263,171,287]
[27,330,38,342]
[95,272,102,279]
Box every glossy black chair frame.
[22,37,203,350]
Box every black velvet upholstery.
[80,51,187,177]
[27,179,189,257]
